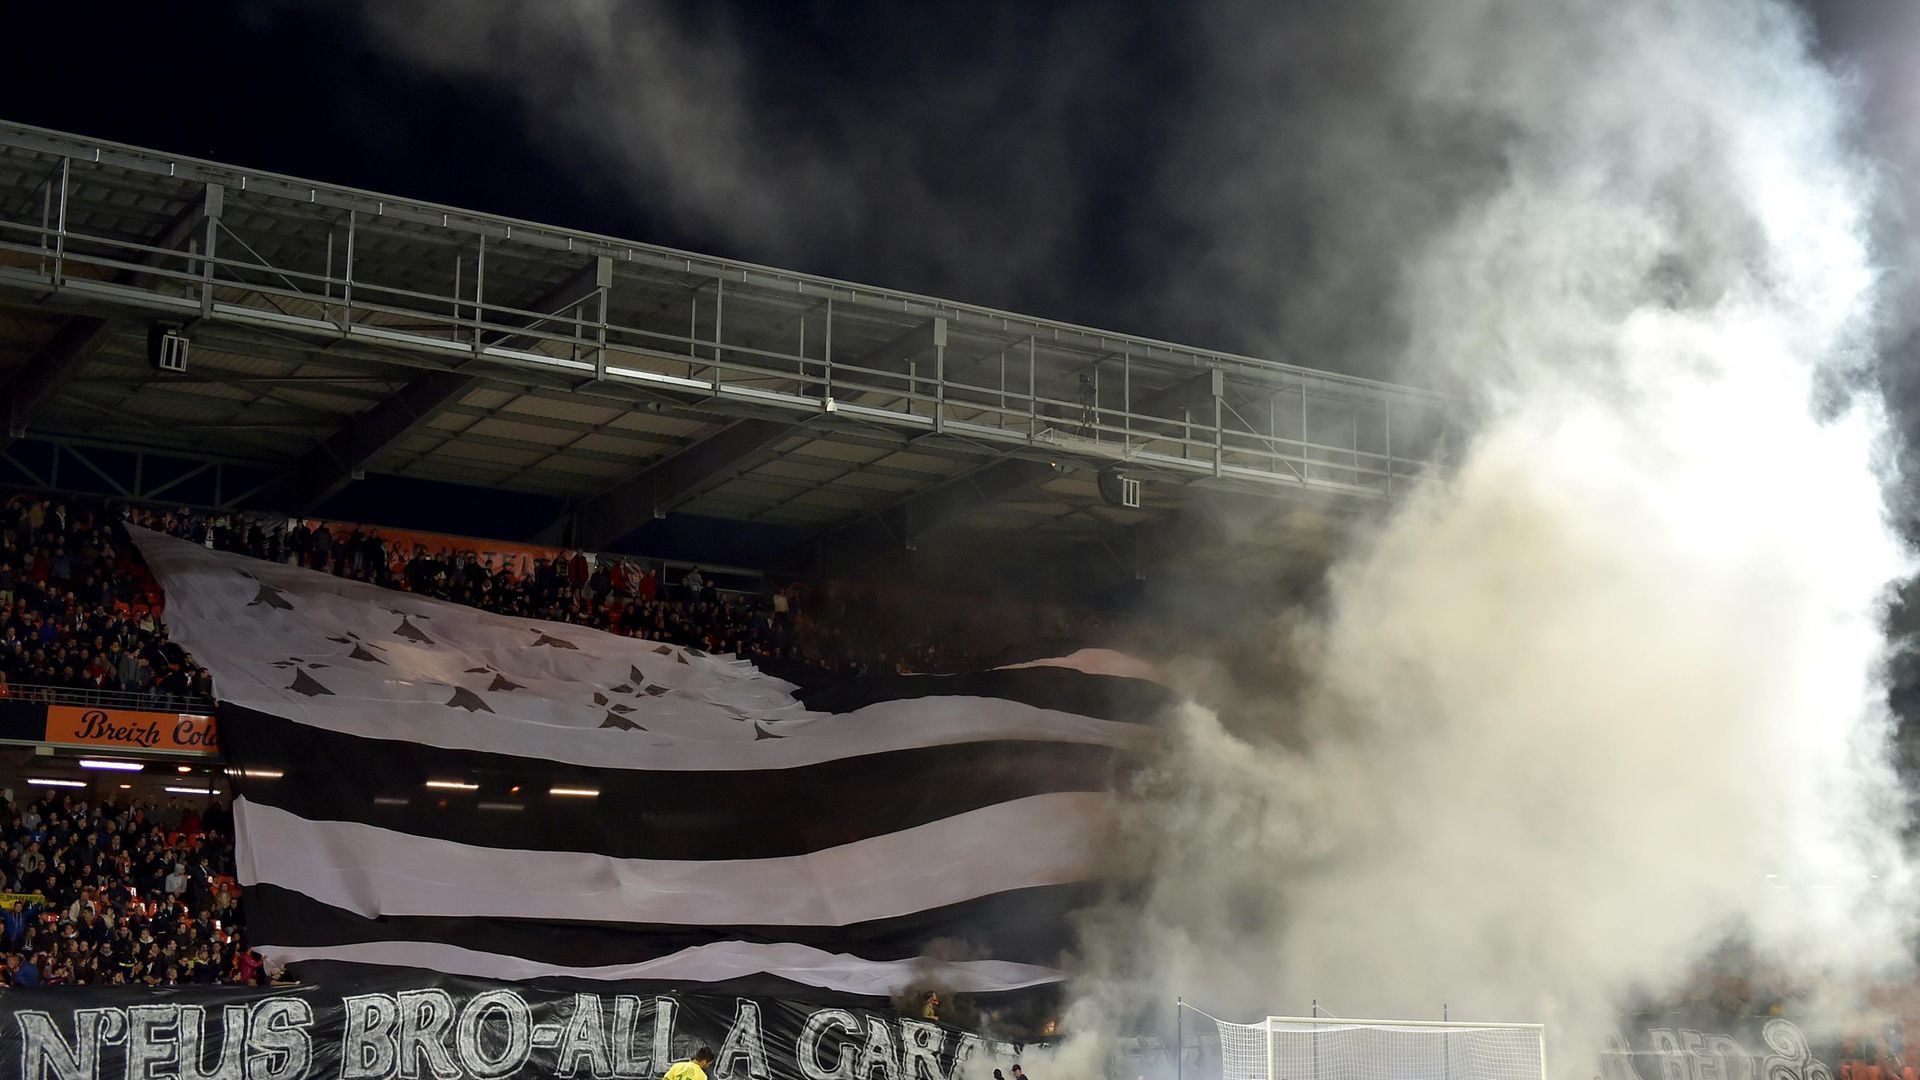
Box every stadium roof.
[0,120,1455,596]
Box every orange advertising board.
[44,706,219,755]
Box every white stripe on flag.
[236,790,1113,926]
[995,647,1166,683]
[254,940,1066,994]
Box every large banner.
[1602,1013,1840,1080]
[0,971,1029,1080]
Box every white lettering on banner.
[653,995,681,1074]
[179,1005,250,1080]
[557,995,612,1079]
[454,990,532,1080]
[859,1017,901,1080]
[797,1009,862,1080]
[608,995,654,1079]
[947,1034,984,1080]
[340,994,400,1080]
[1707,1034,1753,1080]
[19,1009,128,1080]
[898,1020,946,1080]
[248,999,315,1080]
[394,990,459,1080]
[716,1001,771,1080]
[6,988,999,1080]
[1762,1018,1834,1080]
[127,1005,177,1080]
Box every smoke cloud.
[335,0,1920,1074]
[1068,0,1919,1072]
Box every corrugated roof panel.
[461,386,518,410]
[565,433,661,460]
[606,412,715,440]
[748,459,842,484]
[466,417,584,448]
[499,394,626,427]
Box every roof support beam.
[536,417,799,548]
[262,256,612,513]
[260,370,476,514]
[6,184,220,440]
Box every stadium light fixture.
[549,787,600,798]
[176,765,193,773]
[27,778,85,788]
[425,780,479,791]
[224,768,283,779]
[165,786,219,796]
[79,759,144,772]
[118,784,131,790]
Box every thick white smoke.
[1063,0,1918,1072]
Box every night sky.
[3,1,1908,383]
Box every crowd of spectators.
[0,791,258,988]
[0,496,210,707]
[129,506,833,674]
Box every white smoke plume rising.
[1063,0,1918,1073]
[333,0,1920,1074]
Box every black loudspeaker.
[147,325,189,374]
[1097,465,1141,509]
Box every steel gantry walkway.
[0,120,1454,584]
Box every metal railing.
[4,682,212,716]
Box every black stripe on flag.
[245,881,1102,970]
[219,704,1130,860]
[792,666,1176,722]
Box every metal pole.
[689,293,699,378]
[1300,385,1310,483]
[472,234,487,349]
[343,209,357,325]
[199,184,221,319]
[1027,335,1037,438]
[39,174,51,276]
[823,295,834,400]
[324,231,335,324]
[1313,1000,1319,1080]
[53,158,69,285]
[1176,998,1183,1080]
[1385,398,1393,495]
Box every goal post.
[1207,1012,1546,1080]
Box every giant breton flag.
[128,527,1170,1002]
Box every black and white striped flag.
[128,528,1169,1002]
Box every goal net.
[1211,1016,1546,1080]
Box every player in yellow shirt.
[663,1047,715,1080]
